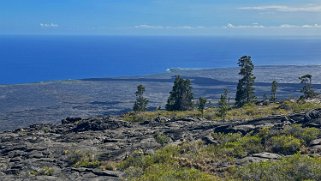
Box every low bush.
[266,135,302,155]
[135,164,220,181]
[65,150,100,168]
[119,145,179,171]
[282,124,321,145]
[154,132,171,146]
[30,166,54,176]
[280,101,321,113]
[234,154,321,181]
[211,132,243,144]
[222,135,264,158]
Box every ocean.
[0,36,321,84]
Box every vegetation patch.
[234,154,321,181]
[123,102,321,124]
[29,166,54,176]
[118,123,321,180]
[221,135,264,158]
[266,135,303,155]
[154,132,171,146]
[65,150,100,168]
[133,164,220,181]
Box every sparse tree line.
[133,55,319,119]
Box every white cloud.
[40,23,59,28]
[239,5,321,13]
[302,24,321,28]
[224,23,321,29]
[134,23,321,32]
[280,24,321,28]
[134,25,163,29]
[224,23,265,29]
[134,24,205,30]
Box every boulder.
[154,116,170,123]
[238,157,268,165]
[72,118,131,132]
[310,145,321,152]
[61,117,82,125]
[310,138,321,146]
[232,125,256,134]
[288,114,306,124]
[201,135,218,145]
[175,117,200,122]
[252,152,281,159]
[304,109,321,128]
[214,124,256,135]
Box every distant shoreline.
[1,64,321,86]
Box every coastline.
[2,64,321,86]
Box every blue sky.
[1,0,321,36]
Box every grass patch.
[118,143,223,180]
[154,132,171,146]
[234,154,321,181]
[282,100,321,113]
[29,166,54,176]
[118,123,321,180]
[221,135,264,158]
[122,101,321,123]
[65,150,100,168]
[134,164,220,181]
[266,135,303,155]
[282,124,321,145]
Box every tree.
[198,97,207,117]
[270,80,278,102]
[299,74,317,99]
[166,75,194,111]
[133,85,149,112]
[218,89,229,120]
[235,56,256,107]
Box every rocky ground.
[1,108,321,180]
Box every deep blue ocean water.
[1,36,321,84]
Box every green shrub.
[30,166,54,176]
[222,135,263,158]
[266,135,302,155]
[119,145,179,170]
[234,154,321,181]
[65,150,100,168]
[281,101,321,113]
[211,132,243,144]
[282,124,321,145]
[243,103,257,116]
[136,164,220,181]
[154,132,171,146]
[76,160,100,168]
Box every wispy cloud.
[224,23,265,29]
[279,24,321,28]
[136,23,321,31]
[224,23,321,29]
[40,23,59,28]
[134,24,205,30]
[239,5,321,13]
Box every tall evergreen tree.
[166,75,194,111]
[235,56,256,107]
[133,85,149,112]
[218,89,229,120]
[299,74,317,99]
[198,97,207,117]
[270,80,278,102]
